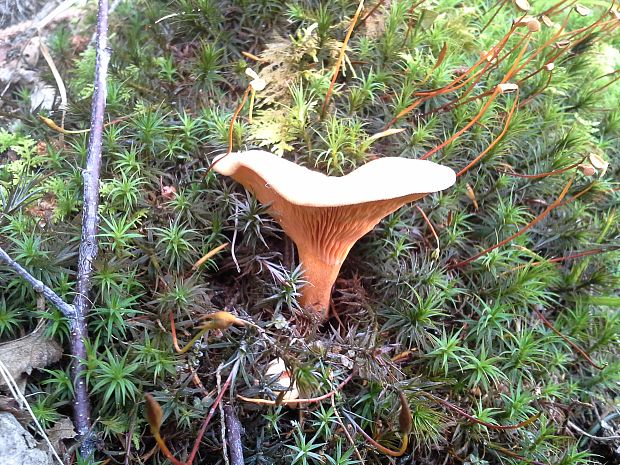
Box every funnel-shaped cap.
[214,150,456,319]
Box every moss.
[0,0,618,463]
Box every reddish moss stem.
[153,433,184,465]
[419,33,531,118]
[488,443,549,465]
[415,206,439,249]
[321,1,364,118]
[422,391,541,430]
[205,85,251,177]
[457,89,520,177]
[238,373,354,406]
[419,87,501,160]
[480,0,508,34]
[403,0,426,43]
[500,157,585,179]
[341,411,409,457]
[448,176,574,269]
[185,358,241,465]
[532,308,606,370]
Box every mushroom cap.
[213,150,456,207]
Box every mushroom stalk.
[213,151,455,320]
[288,198,423,317]
[297,250,341,317]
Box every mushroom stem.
[296,251,343,319]
[289,198,424,318]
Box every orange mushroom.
[213,150,456,319]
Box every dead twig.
[218,370,230,465]
[0,246,76,318]
[224,406,244,465]
[70,0,111,457]
[567,420,620,441]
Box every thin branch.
[70,0,111,456]
[218,371,230,465]
[567,420,620,441]
[0,359,65,465]
[0,246,76,318]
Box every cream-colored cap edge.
[213,150,457,207]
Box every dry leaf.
[0,326,62,391]
[0,395,30,423]
[26,193,57,227]
[363,0,391,38]
[160,185,176,200]
[45,416,76,452]
[419,9,439,29]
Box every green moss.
[0,0,618,463]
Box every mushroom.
[213,150,456,319]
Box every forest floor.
[0,1,619,464]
